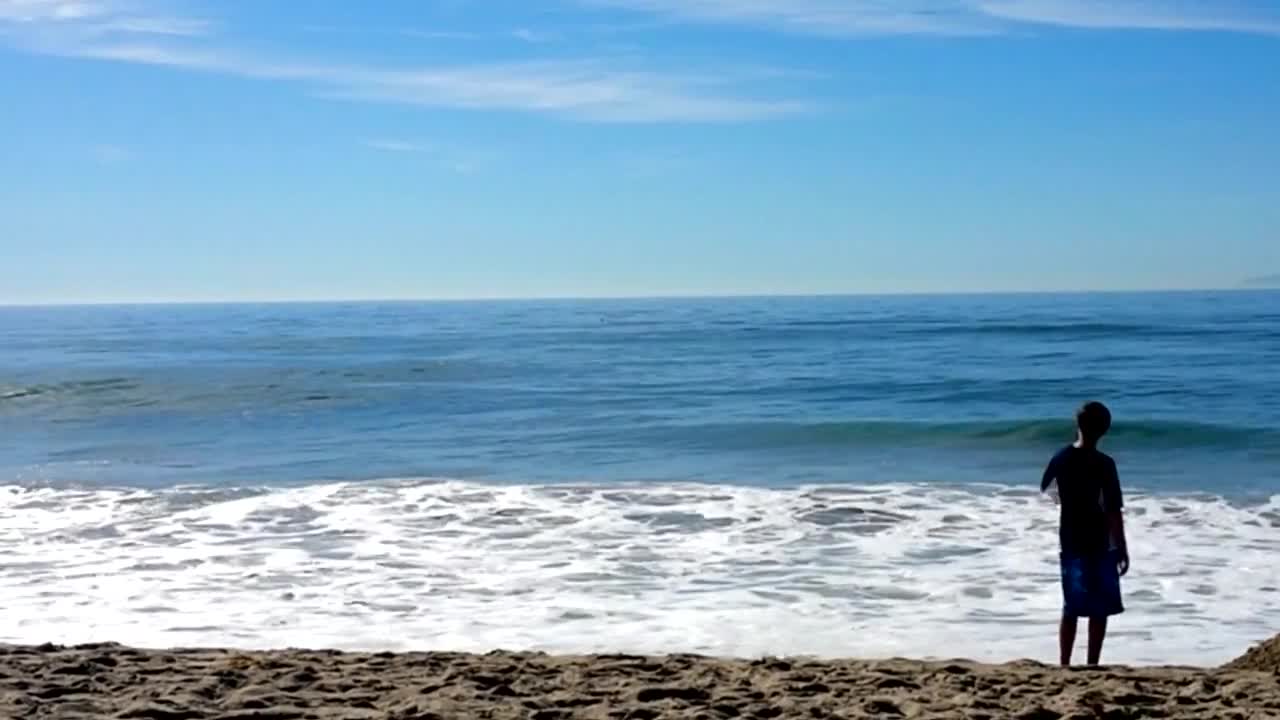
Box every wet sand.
[2,637,1278,719]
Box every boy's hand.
[1117,551,1131,577]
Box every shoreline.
[4,636,1277,719]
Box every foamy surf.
[2,480,1276,665]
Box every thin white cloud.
[581,0,1280,35]
[50,41,807,121]
[0,0,209,34]
[401,27,558,43]
[399,28,484,41]
[0,1,806,123]
[361,138,435,153]
[510,27,558,43]
[359,138,497,174]
[89,15,208,36]
[0,0,110,23]
[581,0,998,36]
[323,59,809,122]
[977,0,1280,34]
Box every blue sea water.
[1,292,1277,664]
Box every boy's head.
[1076,401,1112,443]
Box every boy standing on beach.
[1041,401,1129,666]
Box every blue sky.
[2,0,1278,303]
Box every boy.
[1040,401,1130,666]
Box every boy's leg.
[1059,615,1078,666]
[1086,616,1108,665]
[1059,552,1084,666]
[1085,550,1123,665]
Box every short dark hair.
[1076,401,1112,440]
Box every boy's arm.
[1104,459,1130,575]
[1109,511,1129,574]
[1039,453,1060,494]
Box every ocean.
[2,292,1277,665]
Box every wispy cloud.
[581,0,1280,36]
[580,0,999,36]
[0,1,806,123]
[978,0,1280,34]
[323,59,809,122]
[359,138,496,174]
[510,27,558,43]
[89,15,208,36]
[58,42,807,121]
[0,0,210,35]
[0,0,111,23]
[361,139,432,153]
[11,0,1267,130]
[398,28,485,41]
[400,27,558,43]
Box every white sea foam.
[1,480,1276,665]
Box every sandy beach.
[2,636,1277,720]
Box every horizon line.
[1,286,1272,309]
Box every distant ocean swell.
[667,419,1280,452]
[4,378,1276,455]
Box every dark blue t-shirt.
[1041,445,1123,556]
